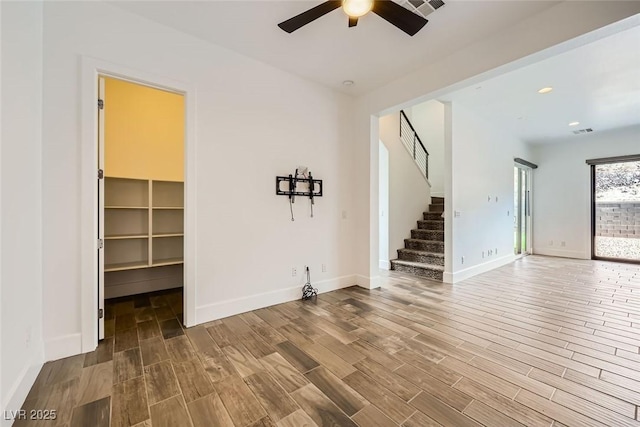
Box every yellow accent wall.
[104,77,184,181]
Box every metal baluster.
[426,154,429,179]
[413,134,416,159]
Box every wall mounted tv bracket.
[276,169,323,221]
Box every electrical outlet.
[461,256,465,264]
[292,267,297,277]
[507,210,510,216]
[561,241,566,247]
[495,248,498,254]
[488,196,491,202]
[322,263,327,272]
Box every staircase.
[390,197,444,281]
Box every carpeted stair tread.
[404,238,444,252]
[391,260,444,271]
[391,259,445,279]
[423,212,444,220]
[404,238,445,245]
[397,248,444,265]
[397,248,444,258]
[417,220,445,230]
[411,229,444,241]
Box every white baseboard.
[355,274,381,290]
[442,270,454,284]
[532,247,587,259]
[443,254,516,283]
[379,260,390,270]
[2,350,44,427]
[44,333,82,362]
[195,275,356,324]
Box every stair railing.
[400,110,429,180]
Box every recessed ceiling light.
[568,121,580,126]
[342,80,355,86]
[537,87,553,94]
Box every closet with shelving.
[101,76,185,299]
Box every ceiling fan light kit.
[278,0,442,36]
[343,0,374,18]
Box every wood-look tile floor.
[17,255,640,426]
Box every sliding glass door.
[514,165,532,256]
[592,159,640,263]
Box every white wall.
[42,1,355,359]
[378,141,389,269]
[0,0,3,416]
[379,112,430,263]
[352,2,640,284]
[530,125,640,259]
[409,101,445,197]
[446,102,531,282]
[1,1,45,422]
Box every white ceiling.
[109,0,560,95]
[109,0,639,142]
[438,22,640,143]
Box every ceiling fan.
[278,0,437,37]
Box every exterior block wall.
[595,202,640,238]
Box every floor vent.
[573,128,594,135]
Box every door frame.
[98,77,105,339]
[80,57,197,353]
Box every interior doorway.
[591,157,640,263]
[98,76,186,339]
[514,163,532,256]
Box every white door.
[98,77,105,340]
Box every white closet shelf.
[105,234,149,240]
[152,258,184,267]
[104,177,184,294]
[105,261,150,272]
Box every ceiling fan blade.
[348,17,358,27]
[372,0,428,36]
[278,1,342,33]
